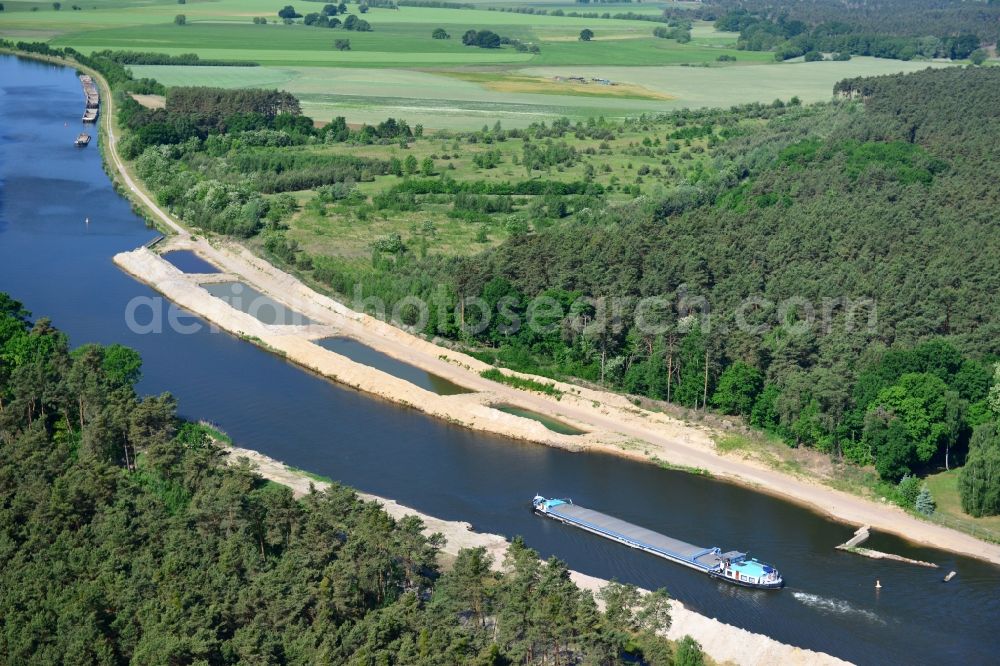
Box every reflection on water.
[203,281,312,325]
[316,337,473,395]
[493,403,586,435]
[163,250,220,274]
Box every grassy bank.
[924,469,1000,543]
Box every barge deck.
[532,496,783,588]
[80,74,99,123]
[535,498,724,572]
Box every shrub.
[432,27,449,39]
[959,422,1000,517]
[371,232,405,253]
[480,368,563,397]
[896,474,921,508]
[334,38,351,51]
[674,636,706,666]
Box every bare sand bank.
[114,239,1000,568]
[226,444,850,666]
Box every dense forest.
[680,0,999,60]
[95,43,999,489]
[0,294,701,664]
[443,67,1000,485]
[13,41,998,500]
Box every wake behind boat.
[532,495,783,590]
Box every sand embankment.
[114,238,1000,567]
[227,444,850,666]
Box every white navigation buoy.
[85,217,90,225]
[875,579,882,590]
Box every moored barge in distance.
[80,74,99,123]
[75,132,91,147]
[532,496,783,590]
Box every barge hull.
[537,502,723,573]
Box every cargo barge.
[80,74,99,123]
[532,496,783,589]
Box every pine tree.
[915,484,936,515]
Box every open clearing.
[440,71,675,101]
[129,92,165,108]
[129,57,951,128]
[523,59,953,109]
[128,64,663,127]
[924,469,1000,542]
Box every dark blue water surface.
[202,280,313,325]
[316,336,473,395]
[162,249,220,274]
[2,56,998,665]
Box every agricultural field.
[0,0,955,127]
[129,56,947,129]
[41,13,751,67]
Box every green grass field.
[0,0,958,127]
[924,469,1000,542]
[2,0,748,67]
[128,55,948,128]
[129,63,666,127]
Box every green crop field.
[523,58,952,110]
[1,0,756,64]
[128,55,948,129]
[0,0,959,127]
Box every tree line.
[15,41,995,508]
[94,49,259,67]
[682,0,996,61]
[0,293,705,664]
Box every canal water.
[1,56,997,665]
[162,249,220,274]
[493,403,588,435]
[316,336,473,395]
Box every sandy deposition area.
[114,237,1000,568]
[227,444,849,666]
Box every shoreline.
[17,47,996,568]
[226,443,850,666]
[115,238,1000,568]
